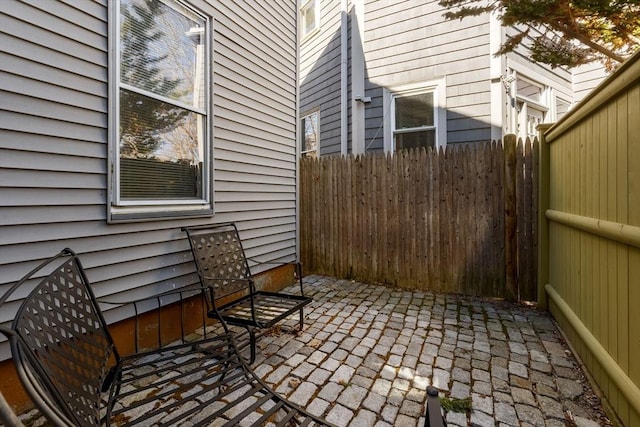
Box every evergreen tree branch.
[438,0,639,67]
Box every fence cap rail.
[545,50,640,142]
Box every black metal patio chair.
[0,248,334,427]
[183,223,313,364]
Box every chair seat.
[211,291,312,328]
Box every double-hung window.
[387,80,446,152]
[394,92,436,150]
[555,97,571,121]
[110,0,211,221]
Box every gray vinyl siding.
[364,1,492,148]
[572,62,608,103]
[300,1,608,154]
[299,0,344,155]
[364,85,384,150]
[300,0,494,153]
[0,0,299,360]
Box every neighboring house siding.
[505,27,574,101]
[300,0,494,154]
[572,62,608,103]
[300,1,607,154]
[0,0,298,360]
[364,1,492,148]
[299,0,344,156]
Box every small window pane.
[395,130,435,151]
[120,0,206,108]
[120,158,202,199]
[304,8,315,32]
[301,0,318,37]
[395,93,434,129]
[516,79,542,103]
[120,90,204,199]
[301,111,319,155]
[556,98,570,120]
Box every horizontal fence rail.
[300,137,537,300]
[539,52,640,426]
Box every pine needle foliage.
[439,396,473,413]
[438,0,640,68]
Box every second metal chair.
[183,223,312,364]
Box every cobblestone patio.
[252,276,610,427]
[19,275,611,426]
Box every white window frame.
[552,95,573,122]
[300,0,320,41]
[108,0,213,222]
[301,109,320,157]
[511,72,549,141]
[551,91,572,122]
[383,79,447,153]
[514,74,549,112]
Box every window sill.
[108,204,213,223]
[300,27,320,45]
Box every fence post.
[536,124,553,310]
[504,134,518,301]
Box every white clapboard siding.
[505,25,574,101]
[0,0,299,360]
[572,62,609,103]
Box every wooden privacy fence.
[300,136,538,301]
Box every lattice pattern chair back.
[3,250,117,426]
[185,223,253,300]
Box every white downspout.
[489,10,505,141]
[340,0,348,155]
[351,0,365,154]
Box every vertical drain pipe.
[351,0,366,154]
[340,0,348,155]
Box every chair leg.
[299,308,304,331]
[247,327,256,365]
[228,326,256,364]
[296,262,304,294]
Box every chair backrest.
[183,223,253,301]
[0,249,118,427]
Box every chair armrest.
[245,258,300,268]
[0,326,15,339]
[197,275,251,283]
[98,286,217,354]
[98,286,209,306]
[244,259,305,295]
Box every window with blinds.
[110,0,211,220]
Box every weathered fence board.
[300,138,538,300]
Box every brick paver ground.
[17,275,612,426]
